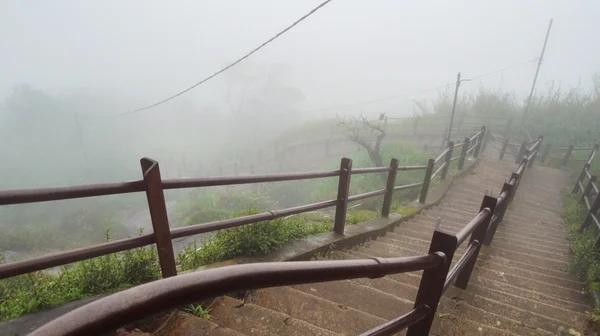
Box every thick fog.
[0,0,599,258]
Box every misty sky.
[1,0,598,118]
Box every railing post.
[481,130,489,154]
[456,195,497,289]
[579,175,597,204]
[515,141,527,164]
[483,183,512,246]
[563,145,574,166]
[419,159,435,204]
[499,139,509,161]
[334,158,352,235]
[140,158,177,278]
[503,117,513,139]
[541,143,550,163]
[510,172,520,201]
[528,135,543,168]
[473,126,486,158]
[572,164,590,194]
[381,158,399,217]
[406,230,456,336]
[458,137,470,170]
[441,141,454,180]
[582,192,600,232]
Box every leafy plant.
[184,304,211,320]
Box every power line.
[295,57,539,115]
[117,0,334,117]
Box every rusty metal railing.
[570,145,600,249]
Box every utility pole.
[447,72,470,143]
[522,18,553,123]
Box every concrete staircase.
[149,157,592,335]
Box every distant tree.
[338,113,387,171]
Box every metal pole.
[447,72,461,143]
[523,19,553,122]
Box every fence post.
[572,164,591,194]
[458,137,470,170]
[473,126,486,158]
[503,117,513,139]
[441,141,454,180]
[509,172,520,201]
[413,116,420,135]
[582,192,600,232]
[406,230,456,336]
[541,143,550,163]
[483,183,512,246]
[515,141,527,164]
[563,145,574,166]
[334,158,352,235]
[481,130,489,154]
[579,175,597,204]
[499,139,509,161]
[455,195,497,289]
[381,158,399,217]
[419,159,435,204]
[140,158,177,278]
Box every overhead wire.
[116,0,334,117]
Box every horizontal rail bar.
[31,253,446,336]
[430,162,447,181]
[578,181,586,194]
[443,241,479,292]
[592,213,600,231]
[0,180,146,206]
[593,182,599,195]
[466,143,477,155]
[163,170,340,189]
[455,208,491,246]
[171,199,338,239]
[585,168,592,180]
[360,305,431,336]
[450,155,461,162]
[352,167,392,175]
[469,131,482,143]
[348,189,388,202]
[453,142,465,148]
[516,163,526,175]
[434,148,451,164]
[394,182,424,191]
[584,195,591,210]
[398,165,428,171]
[0,234,156,279]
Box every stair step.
[249,286,385,335]
[211,296,340,336]
[438,296,555,336]
[154,311,245,336]
[432,313,518,336]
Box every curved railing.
[30,254,446,336]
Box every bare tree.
[338,113,387,169]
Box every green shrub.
[346,210,378,224]
[177,208,332,271]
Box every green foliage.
[184,304,211,320]
[177,208,332,271]
[346,210,378,224]
[0,242,160,321]
[561,193,600,292]
[176,190,274,227]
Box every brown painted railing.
[12,126,514,336]
[569,145,600,247]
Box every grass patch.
[346,210,378,224]
[0,231,160,321]
[177,208,332,271]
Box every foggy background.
[0,0,598,258]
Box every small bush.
[346,210,378,224]
[177,208,332,271]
